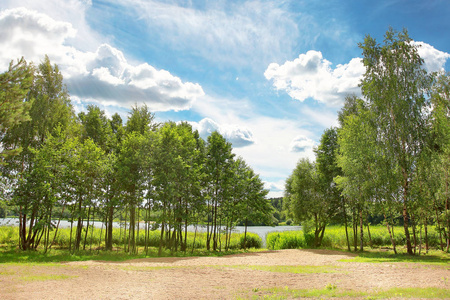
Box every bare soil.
[1,249,449,299]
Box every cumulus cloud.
[265,42,450,106]
[0,7,76,69]
[191,118,256,148]
[289,135,315,153]
[414,41,450,73]
[264,50,364,106]
[0,7,204,112]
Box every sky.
[1,0,449,198]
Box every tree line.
[284,28,450,254]
[0,56,272,253]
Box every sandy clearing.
[1,249,449,299]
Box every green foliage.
[266,231,306,250]
[0,226,261,253]
[266,225,444,251]
[0,57,34,163]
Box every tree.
[204,131,235,251]
[2,56,75,250]
[429,73,450,251]
[0,58,34,164]
[125,103,157,134]
[336,102,385,252]
[359,28,433,255]
[235,159,271,249]
[284,158,329,247]
[78,105,113,152]
[315,127,350,250]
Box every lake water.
[0,218,301,247]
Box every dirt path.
[1,249,449,299]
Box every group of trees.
[0,56,272,253]
[284,28,450,254]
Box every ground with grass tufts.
[0,249,449,299]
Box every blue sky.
[1,0,449,197]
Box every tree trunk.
[343,197,351,251]
[49,202,66,250]
[402,172,414,255]
[383,210,397,254]
[424,216,429,253]
[359,209,364,252]
[244,218,248,250]
[366,220,372,248]
[106,205,114,251]
[158,204,165,256]
[353,209,358,252]
[411,213,417,255]
[83,205,91,250]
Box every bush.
[239,233,262,249]
[265,225,443,250]
[266,231,305,250]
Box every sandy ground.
[1,249,449,299]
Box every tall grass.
[0,225,261,251]
[267,225,442,250]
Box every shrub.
[266,231,305,250]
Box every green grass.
[238,285,367,299]
[266,225,444,250]
[0,244,268,264]
[339,250,450,266]
[239,286,450,299]
[375,287,450,299]
[0,225,262,251]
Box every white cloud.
[414,41,450,73]
[0,7,204,112]
[264,50,364,106]
[263,180,285,198]
[191,118,256,148]
[2,0,101,52]
[289,135,316,153]
[0,7,76,70]
[265,41,450,106]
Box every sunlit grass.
[339,250,450,266]
[0,244,269,264]
[237,285,367,299]
[238,286,450,299]
[374,287,450,299]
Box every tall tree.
[0,58,34,164]
[205,131,235,251]
[284,158,329,247]
[2,56,75,250]
[359,28,432,255]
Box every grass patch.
[238,285,367,299]
[226,265,339,274]
[239,286,450,299]
[0,244,268,264]
[374,287,450,299]
[339,250,450,266]
[19,274,77,281]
